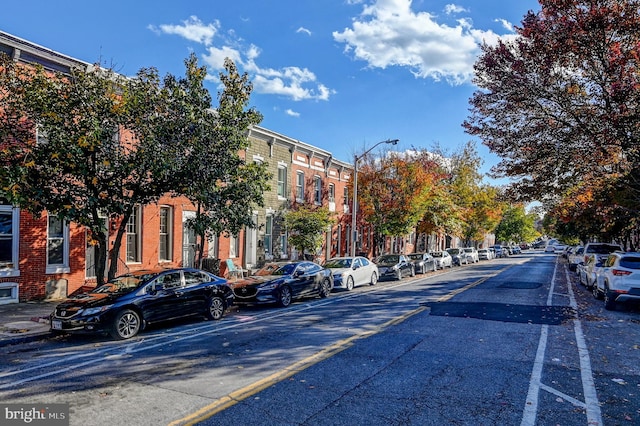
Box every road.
[0,251,638,425]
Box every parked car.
[447,248,468,266]
[407,253,437,274]
[231,261,333,307]
[430,251,453,269]
[324,256,379,291]
[463,247,479,263]
[477,248,491,261]
[488,248,496,259]
[374,254,415,280]
[593,252,640,310]
[510,245,522,255]
[579,242,624,288]
[491,245,507,258]
[567,246,584,272]
[50,268,234,340]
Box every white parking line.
[520,257,602,426]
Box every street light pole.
[350,138,399,257]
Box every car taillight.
[612,269,632,276]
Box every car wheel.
[592,284,603,300]
[206,296,225,320]
[319,278,332,298]
[370,272,378,286]
[345,276,355,291]
[448,262,453,269]
[278,286,292,307]
[110,309,141,340]
[603,285,617,310]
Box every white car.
[324,256,379,291]
[463,247,479,263]
[430,251,453,269]
[593,252,640,310]
[477,248,491,260]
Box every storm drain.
[422,302,576,325]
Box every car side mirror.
[352,264,359,270]
[294,270,304,277]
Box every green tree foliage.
[464,0,640,241]
[495,204,539,244]
[283,204,334,260]
[172,55,270,264]
[0,52,267,282]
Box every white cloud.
[296,27,312,36]
[153,16,334,102]
[333,0,508,85]
[149,16,218,46]
[285,109,301,117]
[444,4,468,15]
[495,18,514,32]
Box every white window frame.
[159,206,173,262]
[313,176,322,205]
[46,214,70,274]
[264,215,273,256]
[126,206,142,263]
[328,184,335,203]
[0,204,20,278]
[296,172,305,202]
[277,166,287,199]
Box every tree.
[0,54,186,283]
[494,204,539,244]
[283,204,334,260]
[464,0,640,217]
[169,55,270,265]
[357,150,440,254]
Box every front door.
[182,211,196,268]
[245,213,258,269]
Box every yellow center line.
[170,264,512,426]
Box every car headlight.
[258,282,279,291]
[81,305,113,316]
[392,265,399,270]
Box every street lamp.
[351,138,399,257]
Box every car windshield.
[273,263,298,275]
[377,255,399,264]
[407,254,424,260]
[253,264,282,276]
[464,248,473,253]
[620,257,640,269]
[431,252,442,257]
[324,258,352,268]
[93,274,150,295]
[448,249,461,254]
[589,244,622,254]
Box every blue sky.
[1,0,540,180]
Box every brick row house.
[0,31,366,304]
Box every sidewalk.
[0,301,58,346]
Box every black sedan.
[231,261,333,307]
[374,254,415,281]
[407,253,437,274]
[50,268,233,340]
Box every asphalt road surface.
[1,251,638,425]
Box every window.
[279,232,288,259]
[159,207,173,261]
[296,172,305,202]
[328,184,335,203]
[126,207,141,263]
[277,166,287,198]
[0,202,19,277]
[314,176,322,204]
[229,234,239,258]
[264,215,273,256]
[343,187,349,205]
[46,214,69,273]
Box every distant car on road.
[231,261,333,307]
[374,254,415,280]
[407,253,437,274]
[477,248,491,261]
[430,251,453,269]
[324,256,378,291]
[50,268,233,340]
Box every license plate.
[51,320,62,330]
